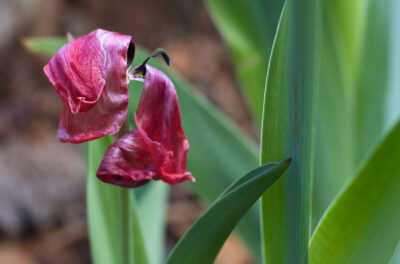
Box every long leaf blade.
[166,159,291,264]
[87,137,120,264]
[310,120,400,264]
[205,0,284,121]
[260,2,316,263]
[87,137,149,264]
[311,0,394,230]
[134,182,168,264]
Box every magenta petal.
[43,29,133,143]
[97,66,194,187]
[96,131,157,188]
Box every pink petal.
[97,66,194,187]
[96,131,156,188]
[43,29,133,143]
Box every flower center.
[129,48,170,81]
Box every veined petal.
[96,131,156,188]
[97,66,194,187]
[43,29,134,143]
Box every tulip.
[44,29,194,187]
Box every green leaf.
[310,0,368,228]
[353,0,393,158]
[310,0,394,230]
[166,159,291,264]
[310,120,400,264]
[126,191,150,264]
[260,1,317,263]
[87,138,149,264]
[24,38,260,259]
[205,0,284,120]
[134,183,168,264]
[86,137,118,264]
[261,1,397,263]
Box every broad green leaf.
[312,0,394,229]
[353,0,392,159]
[310,120,400,264]
[87,138,149,264]
[257,0,394,234]
[24,38,260,258]
[262,1,397,263]
[260,2,316,263]
[312,2,400,262]
[166,159,291,264]
[310,0,368,228]
[205,0,284,120]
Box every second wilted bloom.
[97,65,194,187]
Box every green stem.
[121,188,130,264]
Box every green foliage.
[166,159,290,264]
[259,1,399,263]
[205,0,284,120]
[134,183,168,264]
[260,2,316,263]
[87,137,149,264]
[24,1,400,260]
[24,37,261,260]
[310,120,400,264]
[312,0,394,229]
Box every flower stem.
[121,188,130,264]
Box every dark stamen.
[134,48,170,77]
[127,40,135,66]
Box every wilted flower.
[43,29,194,187]
[43,29,134,143]
[97,65,194,187]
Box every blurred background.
[0,0,256,263]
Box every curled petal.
[96,132,156,188]
[43,29,133,143]
[97,66,194,187]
